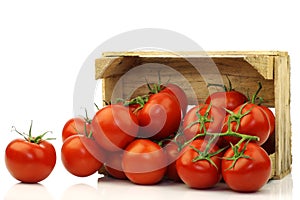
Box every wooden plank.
[102,51,288,57]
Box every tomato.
[205,90,248,111]
[137,92,181,140]
[92,104,139,151]
[222,103,271,146]
[5,123,56,183]
[104,151,127,179]
[164,141,182,182]
[160,83,188,118]
[176,139,222,189]
[183,104,225,141]
[122,139,167,185]
[222,142,271,192]
[61,134,105,177]
[260,106,276,154]
[62,117,90,142]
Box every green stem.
[251,82,262,104]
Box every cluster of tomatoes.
[4,80,275,193]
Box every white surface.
[0,0,299,199]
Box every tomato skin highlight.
[5,139,56,183]
[222,143,271,192]
[122,139,167,185]
[61,135,105,177]
[176,139,222,189]
[137,92,181,140]
[92,104,139,151]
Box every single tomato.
[222,103,271,146]
[176,139,222,189]
[222,142,271,192]
[122,139,167,185]
[5,122,56,183]
[61,134,105,177]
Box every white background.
[0,0,299,199]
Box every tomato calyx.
[119,95,150,114]
[224,103,253,132]
[189,136,225,169]
[12,120,55,144]
[184,104,214,133]
[223,140,252,171]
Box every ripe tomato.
[5,123,56,183]
[176,139,222,189]
[104,151,127,179]
[183,104,225,141]
[222,142,271,192]
[137,92,181,140]
[122,139,167,185]
[62,117,91,142]
[205,90,248,111]
[92,104,139,151]
[160,83,188,118]
[61,134,105,177]
[222,103,271,146]
[164,141,182,182]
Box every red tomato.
[183,104,225,141]
[104,151,127,179]
[5,124,56,183]
[176,139,222,189]
[164,141,182,182]
[137,92,181,140]
[260,106,276,154]
[122,139,167,185]
[92,104,139,151]
[61,134,105,177]
[259,105,275,135]
[222,103,271,146]
[161,83,188,118]
[62,117,91,142]
[222,142,271,192]
[205,90,248,111]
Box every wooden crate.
[95,51,291,180]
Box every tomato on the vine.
[176,139,222,189]
[61,134,105,177]
[62,117,91,142]
[137,92,181,140]
[122,139,167,185]
[183,104,225,141]
[222,103,271,146]
[5,122,56,183]
[92,104,139,151]
[222,142,271,192]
